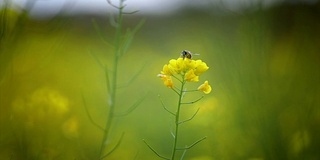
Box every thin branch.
[158,95,175,116]
[170,131,175,139]
[122,10,140,14]
[107,0,139,14]
[106,0,121,9]
[114,93,146,117]
[173,86,180,91]
[178,108,200,124]
[143,139,170,160]
[182,89,198,92]
[91,19,109,44]
[171,87,181,96]
[120,19,145,57]
[181,96,204,105]
[104,69,112,95]
[100,132,125,159]
[180,148,187,160]
[81,93,105,132]
[87,49,105,69]
[176,136,207,150]
[87,48,112,94]
[117,62,147,88]
[171,74,183,83]
[181,88,186,99]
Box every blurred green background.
[1,1,320,160]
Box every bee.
[181,50,199,59]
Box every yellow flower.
[194,60,209,75]
[168,58,184,74]
[161,64,172,75]
[198,81,212,94]
[183,58,197,70]
[157,74,174,88]
[185,69,199,82]
[158,56,210,89]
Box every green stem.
[171,79,186,160]
[98,1,124,158]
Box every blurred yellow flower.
[198,81,212,94]
[62,116,79,139]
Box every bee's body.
[181,50,199,59]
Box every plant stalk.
[98,1,124,158]
[171,79,186,160]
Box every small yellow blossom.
[185,69,199,82]
[194,60,209,75]
[184,58,196,69]
[161,64,172,75]
[158,74,174,88]
[198,81,212,94]
[168,58,184,74]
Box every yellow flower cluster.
[158,57,212,94]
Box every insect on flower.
[181,50,200,59]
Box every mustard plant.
[144,51,212,160]
[82,0,144,159]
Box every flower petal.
[198,81,212,94]
[158,74,174,88]
[185,69,199,82]
[194,60,209,75]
